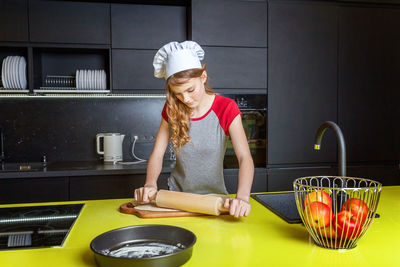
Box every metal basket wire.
[293,176,382,249]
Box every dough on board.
[133,201,180,212]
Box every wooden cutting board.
[119,202,207,218]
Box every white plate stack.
[1,56,27,89]
[75,69,106,90]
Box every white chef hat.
[153,41,205,79]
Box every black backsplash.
[0,97,166,163]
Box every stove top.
[0,204,84,250]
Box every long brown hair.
[166,64,213,152]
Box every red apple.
[341,198,369,223]
[318,219,338,239]
[304,190,332,209]
[304,202,333,229]
[335,210,364,239]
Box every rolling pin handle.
[217,200,230,214]
[218,200,228,211]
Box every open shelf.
[32,47,110,91]
[34,89,110,94]
[0,89,29,93]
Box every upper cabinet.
[204,47,267,89]
[111,4,187,49]
[338,6,400,163]
[268,2,338,165]
[191,0,267,47]
[112,49,165,90]
[0,0,28,42]
[110,3,187,90]
[29,0,110,44]
[339,0,400,3]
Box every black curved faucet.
[314,121,346,176]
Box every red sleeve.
[213,96,242,136]
[161,102,168,122]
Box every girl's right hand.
[134,186,158,204]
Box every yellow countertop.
[0,186,399,267]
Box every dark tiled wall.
[0,97,166,163]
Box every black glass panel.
[0,204,83,250]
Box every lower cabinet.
[0,173,170,204]
[224,168,267,194]
[69,173,169,201]
[0,177,69,204]
[69,175,145,201]
[0,167,321,203]
[267,166,337,192]
[346,165,399,186]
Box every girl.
[134,41,254,218]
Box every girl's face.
[169,72,207,108]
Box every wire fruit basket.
[293,176,381,249]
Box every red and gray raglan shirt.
[162,94,241,194]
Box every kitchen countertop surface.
[0,160,175,179]
[0,186,399,267]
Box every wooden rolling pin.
[155,190,229,215]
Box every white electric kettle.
[96,133,125,163]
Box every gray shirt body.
[163,95,240,195]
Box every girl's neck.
[190,93,215,118]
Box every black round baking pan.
[90,224,196,267]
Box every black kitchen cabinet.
[203,46,267,89]
[191,0,267,47]
[114,46,269,91]
[268,1,338,165]
[0,177,69,204]
[111,4,186,49]
[267,166,337,192]
[0,0,28,42]
[267,164,399,191]
[339,0,400,3]
[224,168,267,194]
[338,6,400,163]
[112,49,165,90]
[346,165,399,186]
[29,0,110,44]
[69,173,169,201]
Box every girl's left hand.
[224,197,251,218]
